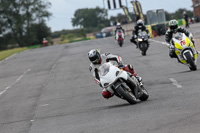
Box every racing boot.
[169,45,177,58]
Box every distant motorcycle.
[115,29,125,47]
[137,31,149,56]
[172,33,198,70]
[99,62,149,104]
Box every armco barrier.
[147,25,153,38]
[148,19,186,37]
[150,23,167,37]
[182,19,186,25]
[178,20,183,26]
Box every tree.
[165,8,193,21]
[110,13,126,25]
[30,22,51,45]
[72,7,110,29]
[0,0,52,47]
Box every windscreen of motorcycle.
[138,31,146,36]
[99,63,110,76]
[173,33,190,49]
[138,31,148,40]
[116,29,123,33]
[173,33,183,40]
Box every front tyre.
[118,40,123,47]
[116,86,137,104]
[139,42,148,56]
[139,86,149,101]
[142,51,146,56]
[185,52,197,71]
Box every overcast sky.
[47,0,193,32]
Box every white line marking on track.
[50,61,58,75]
[149,39,170,46]
[0,68,31,96]
[169,78,182,88]
[0,90,6,96]
[41,104,49,107]
[52,62,58,69]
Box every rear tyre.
[116,86,137,104]
[185,52,197,71]
[118,40,123,47]
[139,86,149,101]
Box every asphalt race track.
[0,23,200,133]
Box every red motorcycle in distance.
[115,29,125,47]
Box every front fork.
[127,76,143,99]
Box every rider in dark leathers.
[130,19,149,48]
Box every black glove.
[106,58,109,62]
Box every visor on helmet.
[89,51,101,64]
[170,25,178,30]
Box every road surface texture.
[0,23,200,133]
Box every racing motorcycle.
[99,62,149,104]
[115,29,125,47]
[172,33,198,70]
[137,31,149,56]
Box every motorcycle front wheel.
[139,42,148,56]
[116,85,137,104]
[139,86,149,101]
[185,52,197,71]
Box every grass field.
[0,47,28,61]
[0,36,96,61]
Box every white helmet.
[116,22,121,29]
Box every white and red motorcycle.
[115,29,125,47]
[99,62,149,104]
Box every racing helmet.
[88,49,101,65]
[169,19,178,33]
[116,22,122,29]
[137,19,144,28]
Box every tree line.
[0,0,51,50]
[53,8,193,39]
[0,1,194,50]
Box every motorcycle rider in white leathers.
[88,49,142,99]
[115,22,125,40]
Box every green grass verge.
[0,47,28,61]
[69,38,90,43]
[0,37,95,61]
[27,44,41,49]
[59,38,92,44]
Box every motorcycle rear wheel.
[118,40,123,47]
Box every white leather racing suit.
[89,53,122,94]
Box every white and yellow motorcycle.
[172,33,198,70]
